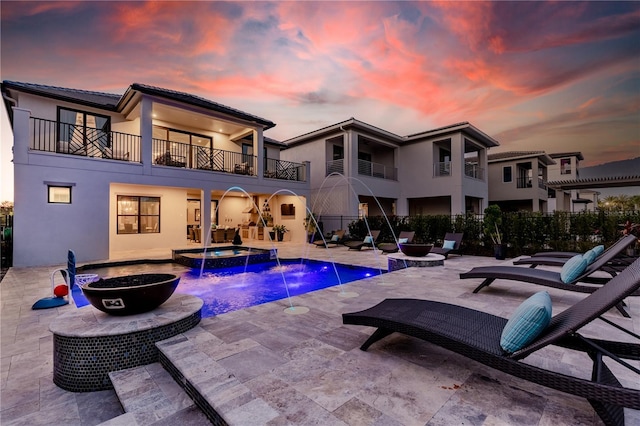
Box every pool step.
[105,362,210,425]
[155,326,280,425]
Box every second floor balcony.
[517,176,547,190]
[29,117,306,182]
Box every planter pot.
[494,244,507,260]
[269,231,276,241]
[277,232,284,242]
[81,273,180,316]
[399,243,433,257]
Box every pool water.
[72,259,383,317]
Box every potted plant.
[621,220,640,256]
[304,212,321,243]
[484,205,506,259]
[272,224,288,242]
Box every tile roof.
[2,80,275,129]
[488,151,555,165]
[128,83,275,129]
[2,80,121,109]
[549,152,584,161]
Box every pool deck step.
[104,362,210,425]
[155,326,281,425]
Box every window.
[57,107,110,154]
[333,145,344,160]
[503,166,512,183]
[560,158,571,175]
[117,196,160,234]
[48,186,72,204]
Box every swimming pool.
[73,259,383,317]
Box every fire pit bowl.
[81,273,180,316]
[399,243,433,257]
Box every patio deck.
[1,242,638,425]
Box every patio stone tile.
[224,398,280,425]
[216,345,288,382]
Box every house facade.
[546,152,598,212]
[487,151,554,212]
[2,81,310,267]
[281,119,498,227]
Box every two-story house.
[487,151,554,212]
[546,152,598,212]
[2,81,310,267]
[281,118,498,229]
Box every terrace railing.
[152,139,257,175]
[264,158,307,182]
[326,159,344,176]
[465,162,484,180]
[357,159,397,180]
[30,117,140,162]
[434,161,451,177]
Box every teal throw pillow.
[500,291,552,353]
[330,234,340,242]
[560,254,588,283]
[582,249,597,264]
[398,238,409,243]
[443,240,456,250]
[363,236,373,244]
[592,245,604,256]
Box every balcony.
[357,159,397,180]
[326,159,344,176]
[30,117,140,162]
[464,162,484,180]
[517,177,547,190]
[29,117,306,182]
[434,161,451,177]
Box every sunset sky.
[1,1,639,173]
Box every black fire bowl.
[81,273,180,316]
[399,243,433,257]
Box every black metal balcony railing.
[153,138,258,175]
[30,117,141,162]
[357,159,397,180]
[28,117,306,181]
[264,158,306,181]
[517,177,546,189]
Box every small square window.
[48,186,72,204]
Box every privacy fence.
[318,211,640,258]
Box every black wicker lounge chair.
[431,232,464,259]
[344,230,381,251]
[377,231,415,254]
[343,258,640,426]
[514,235,636,269]
[312,229,346,248]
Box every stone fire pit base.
[50,293,203,392]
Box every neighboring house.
[2,81,310,267]
[281,118,498,228]
[546,152,597,212]
[487,151,554,212]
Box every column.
[11,107,31,165]
[140,97,153,175]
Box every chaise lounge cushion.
[331,234,340,242]
[560,254,588,283]
[398,237,409,244]
[500,291,552,353]
[363,235,373,244]
[593,245,605,256]
[442,239,456,250]
[583,249,598,264]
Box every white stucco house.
[2,81,310,267]
[487,151,554,212]
[280,118,499,227]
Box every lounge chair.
[344,230,381,251]
[312,229,346,248]
[343,257,640,426]
[377,231,415,254]
[460,236,637,316]
[513,235,636,269]
[430,232,463,259]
